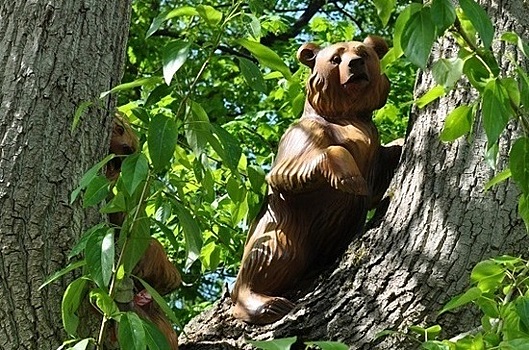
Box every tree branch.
[260,0,326,46]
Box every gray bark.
[0,1,131,349]
[178,0,529,349]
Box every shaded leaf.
[144,319,171,350]
[373,0,396,27]
[121,215,151,274]
[136,277,179,324]
[239,57,267,93]
[71,154,114,204]
[173,200,202,269]
[62,278,87,336]
[431,0,456,34]
[459,0,494,49]
[118,312,147,350]
[83,175,110,208]
[432,58,464,88]
[121,153,149,196]
[509,138,529,194]
[148,114,178,172]
[401,7,436,69]
[520,194,529,232]
[40,260,86,290]
[482,78,513,146]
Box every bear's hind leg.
[232,289,295,325]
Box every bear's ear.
[297,43,320,69]
[363,35,388,59]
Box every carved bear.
[231,36,401,325]
[107,114,180,349]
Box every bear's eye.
[330,55,341,65]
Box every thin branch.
[151,29,257,62]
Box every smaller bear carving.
[107,114,180,349]
[231,36,401,325]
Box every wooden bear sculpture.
[107,115,181,349]
[231,36,400,325]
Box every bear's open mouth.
[343,73,369,85]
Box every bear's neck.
[303,100,373,122]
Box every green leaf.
[503,77,521,108]
[471,260,505,292]
[71,154,114,204]
[100,77,163,99]
[200,241,221,271]
[68,224,107,258]
[440,105,473,142]
[136,277,178,324]
[247,164,266,193]
[83,175,110,208]
[409,325,442,340]
[462,54,492,92]
[208,124,242,174]
[226,176,245,202]
[173,200,203,269]
[501,32,529,58]
[517,66,529,110]
[145,6,199,38]
[163,40,190,85]
[118,312,147,350]
[485,141,499,169]
[499,338,529,349]
[62,278,87,336]
[373,0,395,27]
[421,341,451,350]
[239,57,267,93]
[459,0,494,49]
[121,215,151,274]
[476,295,500,318]
[482,78,513,146]
[148,114,178,172]
[40,260,86,290]
[86,228,114,289]
[144,319,171,350]
[401,7,437,69]
[89,289,120,318]
[509,137,529,194]
[516,297,529,331]
[248,337,297,350]
[305,341,349,350]
[237,38,292,80]
[121,154,149,196]
[71,100,93,132]
[432,58,464,88]
[439,287,482,314]
[186,100,211,155]
[520,194,529,232]
[196,5,222,26]
[244,14,262,40]
[392,3,423,54]
[484,168,512,191]
[416,85,445,108]
[431,0,456,34]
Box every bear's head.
[297,36,390,119]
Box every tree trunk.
[0,1,131,349]
[178,1,529,349]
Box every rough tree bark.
[178,1,529,349]
[0,1,131,349]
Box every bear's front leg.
[267,144,369,195]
